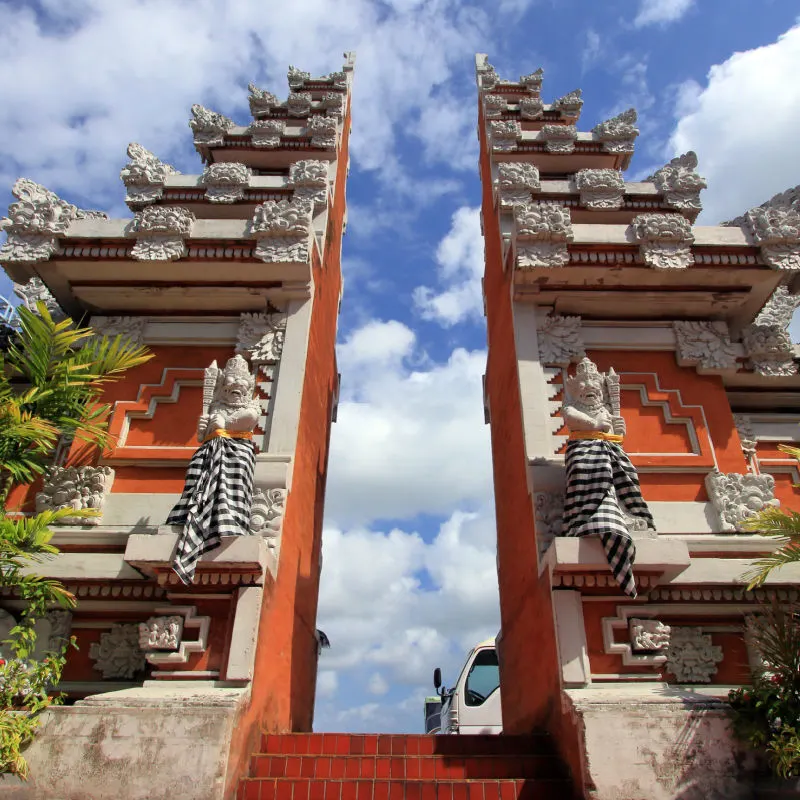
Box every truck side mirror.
[433,667,442,691]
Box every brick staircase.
[237,733,575,800]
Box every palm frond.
[739,507,800,539]
[744,546,800,589]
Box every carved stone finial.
[308,115,338,149]
[592,108,639,154]
[705,469,779,532]
[519,97,544,120]
[287,92,313,118]
[647,152,706,212]
[250,198,313,264]
[322,92,345,120]
[247,83,279,119]
[248,119,285,148]
[672,320,739,373]
[536,313,585,366]
[630,619,671,653]
[287,65,311,89]
[553,89,583,118]
[119,143,179,209]
[189,104,235,146]
[514,203,573,268]
[732,414,757,460]
[540,124,578,154]
[489,120,521,152]
[476,56,500,91]
[35,465,115,524]
[495,163,541,208]
[201,162,252,204]
[519,68,544,93]
[236,311,287,364]
[665,628,723,683]
[723,186,800,228]
[483,94,507,119]
[574,169,625,210]
[91,316,146,346]
[89,624,146,679]
[128,206,195,262]
[630,213,695,270]
[741,285,800,376]
[743,207,800,271]
[13,277,65,320]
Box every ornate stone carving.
[540,124,578,154]
[647,152,706,212]
[236,311,287,363]
[732,414,757,460]
[189,104,234,146]
[250,487,286,550]
[553,89,583,117]
[755,284,800,330]
[515,203,573,268]
[13,278,65,320]
[483,94,506,119]
[489,120,521,152]
[120,143,179,208]
[519,97,544,120]
[574,169,625,210]
[288,159,329,208]
[495,163,541,208]
[138,616,183,651]
[287,92,313,118]
[672,320,739,372]
[705,469,780,532]
[534,491,563,555]
[741,285,800,376]
[308,115,338,149]
[537,313,585,366]
[201,162,252,203]
[0,178,105,264]
[322,92,345,120]
[250,198,313,264]
[287,65,311,89]
[742,206,800,271]
[325,70,348,89]
[89,624,146,679]
[630,619,671,653]
[248,119,285,148]
[724,186,800,227]
[129,206,195,261]
[630,213,694,269]
[476,56,500,91]
[665,627,723,683]
[519,68,544,93]
[35,465,115,524]
[592,108,639,154]
[247,83,279,118]
[91,316,146,345]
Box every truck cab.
[431,637,502,734]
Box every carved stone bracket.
[741,285,800,376]
[592,109,639,154]
[647,152,706,212]
[673,320,739,373]
[665,627,723,683]
[537,313,585,366]
[250,199,313,264]
[287,65,311,89]
[553,89,583,118]
[477,57,500,91]
[630,213,695,269]
[13,277,66,320]
[705,469,779,532]
[519,68,544,94]
[35,465,115,524]
[534,491,563,557]
[574,169,624,210]
[120,143,179,208]
[250,487,286,554]
[89,624,146,679]
[322,92,345,120]
[128,206,195,261]
[515,203,573,268]
[248,119,285,148]
[202,162,252,203]
[483,94,506,119]
[248,83,280,119]
[189,104,234,146]
[489,121,521,152]
[540,124,577,154]
[236,310,287,364]
[519,97,544,120]
[91,316,146,346]
[139,606,210,666]
[495,163,541,209]
[287,92,313,118]
[732,414,757,461]
[742,206,800,271]
[288,160,329,209]
[308,115,338,150]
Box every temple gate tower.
[0,55,354,798]
[475,54,800,798]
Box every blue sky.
[1,0,799,733]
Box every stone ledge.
[19,552,145,582]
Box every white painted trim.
[581,322,678,352]
[665,558,800,585]
[225,586,264,682]
[748,415,800,442]
[553,590,591,687]
[99,493,180,528]
[601,607,669,667]
[20,553,144,582]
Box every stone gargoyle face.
[220,376,251,406]
[574,377,604,407]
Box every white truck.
[429,637,502,734]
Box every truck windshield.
[464,648,499,706]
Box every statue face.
[573,376,604,407]
[220,376,251,405]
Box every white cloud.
[633,0,693,28]
[317,670,339,699]
[666,24,800,223]
[367,673,390,695]
[581,29,602,74]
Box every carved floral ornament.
[514,203,573,268]
[672,320,739,373]
[536,313,585,366]
[250,198,313,264]
[646,151,706,212]
[322,92,345,119]
[289,160,329,208]
[740,285,800,377]
[742,206,800,271]
[287,92,313,118]
[201,162,252,203]
[494,163,541,208]
[236,310,287,364]
[128,206,196,262]
[120,143,179,208]
[248,119,285,148]
[592,108,639,154]
[552,89,583,117]
[483,94,507,119]
[90,316,146,346]
[705,469,779,532]
[732,414,757,460]
[89,624,145,679]
[574,168,625,210]
[630,213,695,270]
[189,104,235,146]
[519,97,544,120]
[489,120,521,152]
[665,627,723,683]
[308,115,338,150]
[250,487,286,549]
[35,465,115,524]
[540,124,578,154]
[629,618,671,653]
[248,83,280,118]
[520,68,544,93]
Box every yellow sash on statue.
[202,429,255,444]
[568,431,624,444]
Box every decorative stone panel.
[732,414,757,460]
[322,92,345,120]
[247,83,279,118]
[91,316,146,346]
[741,285,800,376]
[705,469,779,532]
[519,68,544,94]
[592,108,639,154]
[13,277,65,320]
[308,115,338,149]
[534,491,563,556]
[141,606,210,666]
[495,163,541,209]
[665,627,723,683]
[537,313,585,366]
[483,94,506,119]
[552,89,583,118]
[630,213,694,270]
[236,310,287,364]
[250,199,313,264]
[248,119,284,148]
[647,152,706,212]
[515,203,573,268]
[630,619,671,653]
[489,121,521,152]
[129,206,195,262]
[540,124,577,154]
[250,487,286,554]
[672,320,739,373]
[35,465,115,524]
[189,104,234,146]
[202,162,252,203]
[286,92,312,118]
[742,206,800,271]
[138,616,183,651]
[519,97,544,120]
[288,160,329,208]
[89,624,146,679]
[287,65,311,89]
[120,143,179,208]
[574,169,625,210]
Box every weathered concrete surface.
[0,684,248,800]
[566,686,759,800]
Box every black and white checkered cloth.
[563,439,654,598]
[166,436,256,585]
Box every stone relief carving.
[741,206,800,271]
[630,213,695,270]
[287,65,311,89]
[647,152,706,212]
[142,606,210,666]
[247,83,280,118]
[478,60,500,91]
[495,163,541,208]
[519,68,544,93]
[665,627,723,683]
[515,203,573,268]
[287,92,313,118]
[89,624,146,679]
[201,162,252,203]
[13,278,65,320]
[672,320,739,372]
[236,310,287,363]
[489,120,521,152]
[308,115,338,149]
[536,313,585,366]
[35,465,115,524]
[90,316,146,346]
[534,491,563,556]
[553,89,583,117]
[483,94,506,119]
[248,119,285,148]
[250,198,313,263]
[740,285,800,376]
[574,169,625,210]
[724,185,800,228]
[754,284,800,330]
[189,104,235,146]
[705,469,780,532]
[540,124,578,154]
[138,616,183,651]
[322,92,345,120]
[0,178,106,264]
[128,206,195,262]
[120,143,179,208]
[592,108,639,153]
[288,160,329,208]
[630,619,671,653]
[519,97,544,120]
[250,487,286,551]
[732,414,757,461]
